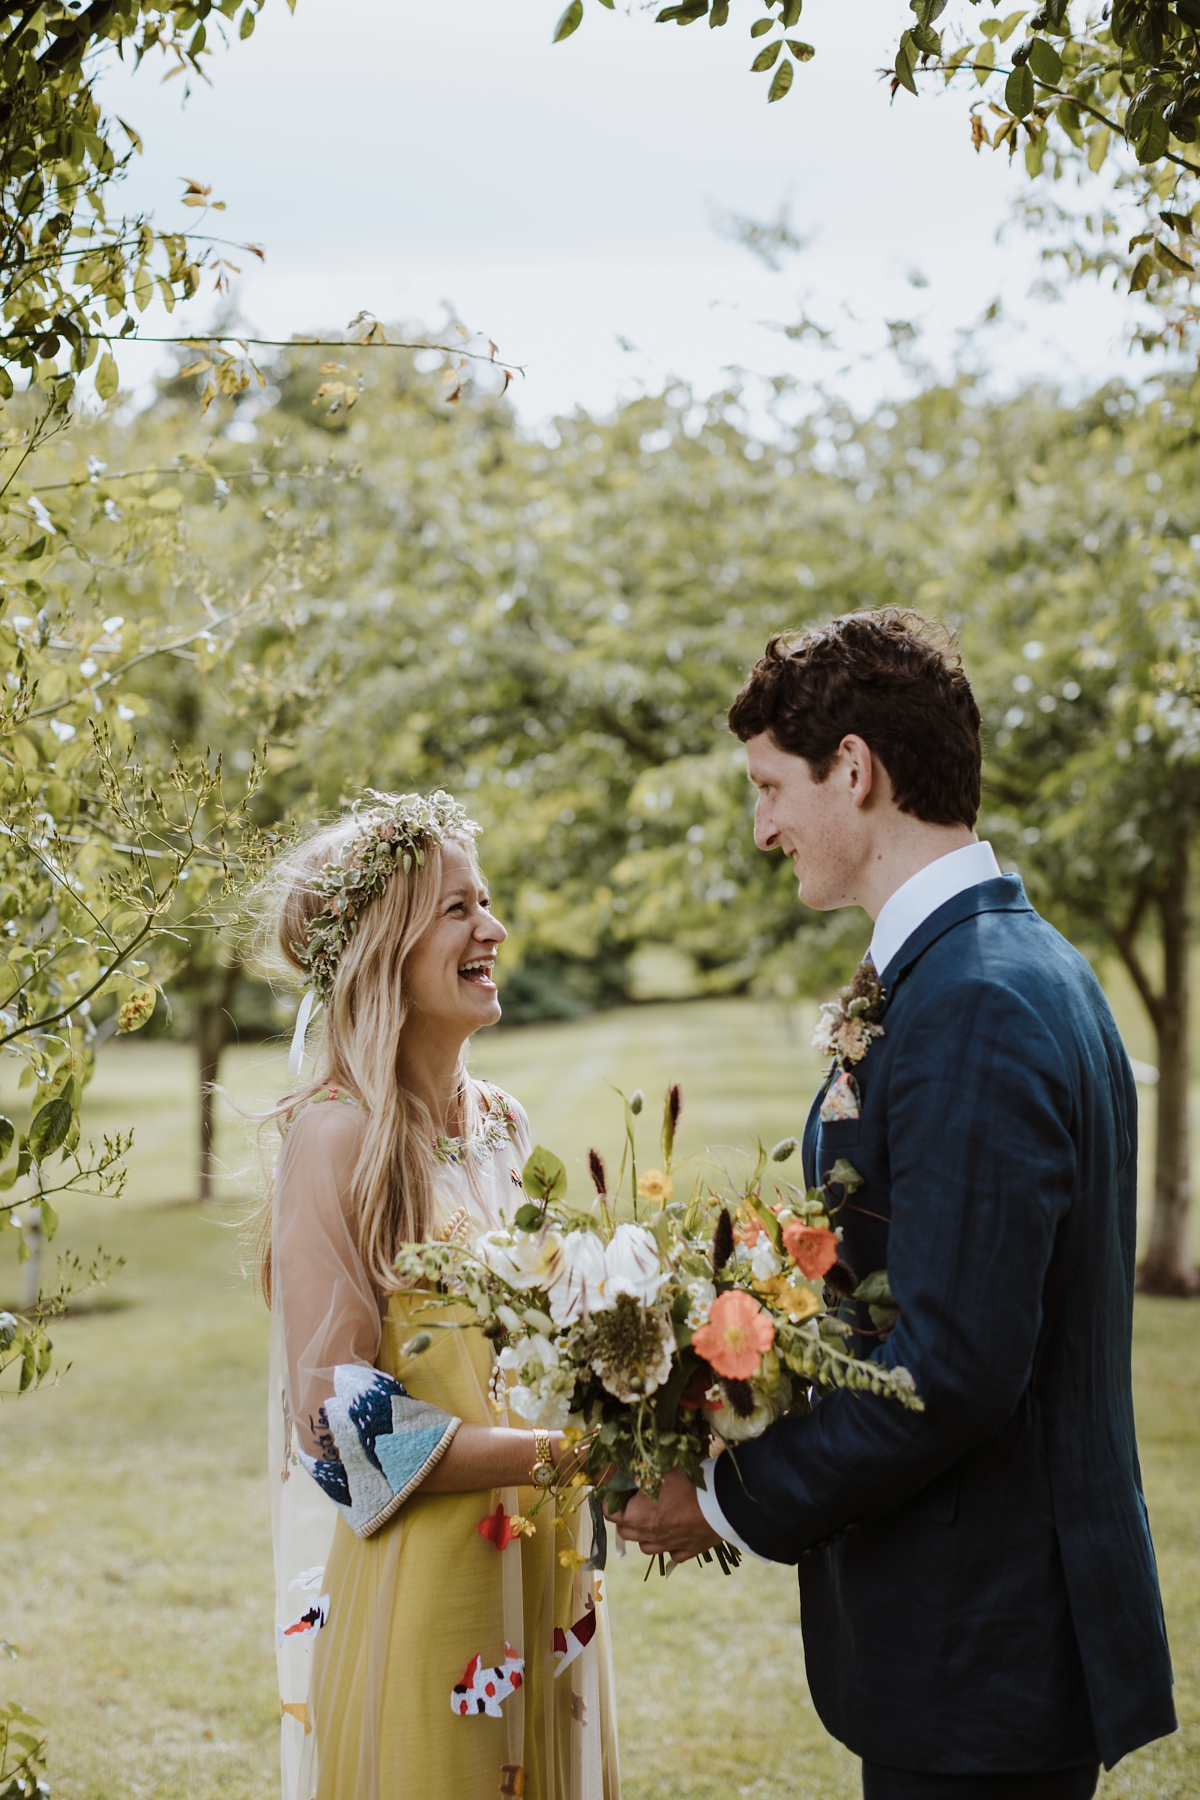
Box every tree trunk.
[1138,848,1200,1294]
[195,960,241,1202]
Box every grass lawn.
[0,996,1197,1798]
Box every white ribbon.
[288,990,321,1077]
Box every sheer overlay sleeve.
[273,1099,460,1538]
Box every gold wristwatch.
[531,1430,556,1490]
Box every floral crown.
[294,789,481,1002]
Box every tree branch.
[1109,880,1165,1034]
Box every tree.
[559,0,1200,355]
[208,349,1199,1287]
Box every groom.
[612,611,1176,1797]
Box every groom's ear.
[840,735,877,809]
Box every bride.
[252,790,619,1800]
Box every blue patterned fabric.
[299,1366,459,1537]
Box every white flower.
[685,1278,715,1328]
[546,1230,609,1324]
[509,1367,574,1429]
[708,1370,793,1444]
[476,1226,565,1293]
[599,1222,665,1307]
[812,1004,840,1055]
[590,1302,676,1403]
[498,1333,559,1380]
[750,1238,782,1283]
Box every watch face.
[533,1466,555,1489]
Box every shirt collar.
[868,840,1002,978]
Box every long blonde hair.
[251,807,480,1299]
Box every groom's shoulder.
[903,887,1111,1043]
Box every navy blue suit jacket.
[714,876,1175,1774]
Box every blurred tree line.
[67,343,1198,1291]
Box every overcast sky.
[97,0,1150,426]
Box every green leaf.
[0,1116,13,1162]
[974,36,994,82]
[828,1157,864,1193]
[853,1268,895,1305]
[522,1144,568,1204]
[1155,239,1194,273]
[39,1197,58,1241]
[95,353,119,400]
[750,16,773,35]
[786,38,814,60]
[27,1094,73,1163]
[238,7,255,35]
[0,366,12,401]
[1160,210,1195,238]
[894,36,917,92]
[751,38,781,69]
[995,9,1027,42]
[513,1202,546,1231]
[710,0,729,18]
[1005,63,1034,117]
[1027,36,1062,85]
[1057,96,1083,145]
[910,21,941,54]
[1087,124,1111,172]
[770,53,799,94]
[780,0,801,23]
[1134,112,1169,165]
[1130,251,1155,291]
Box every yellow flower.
[637,1168,674,1203]
[756,1274,821,1322]
[558,1547,587,1570]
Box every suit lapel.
[878,873,1032,996]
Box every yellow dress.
[269,1084,619,1800]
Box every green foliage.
[0,1697,48,1799]
[563,1,1200,357]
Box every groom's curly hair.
[727,609,982,828]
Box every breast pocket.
[817,1118,862,1160]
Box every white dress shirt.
[695,838,1003,1558]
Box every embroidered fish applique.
[451,1645,524,1716]
[277,1595,329,1646]
[820,1069,861,1124]
[552,1598,598,1676]
[477,1503,534,1551]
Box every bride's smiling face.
[403,841,507,1036]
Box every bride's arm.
[274,1104,464,1537]
[417,1424,573,1492]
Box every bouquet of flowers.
[394,1084,921,1522]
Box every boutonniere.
[813,958,886,1068]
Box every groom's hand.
[606,1467,725,1561]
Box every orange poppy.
[782,1222,839,1281]
[691,1288,774,1380]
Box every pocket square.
[820,1069,861,1123]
